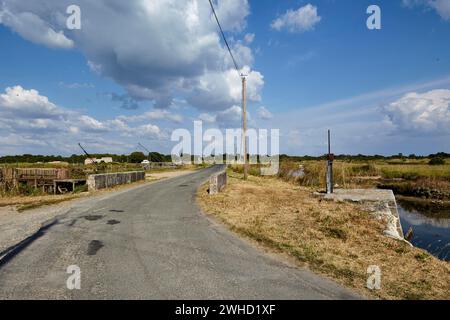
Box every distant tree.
[430,152,450,159]
[129,152,146,163]
[429,157,445,166]
[149,152,165,163]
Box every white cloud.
[431,0,450,19]
[188,66,264,111]
[0,86,65,119]
[0,0,261,113]
[271,4,321,33]
[0,86,166,154]
[196,105,248,127]
[138,124,162,137]
[244,33,255,44]
[215,0,250,32]
[0,10,73,48]
[215,105,243,126]
[79,115,108,132]
[118,109,183,124]
[59,82,94,89]
[382,89,450,133]
[198,113,217,124]
[403,0,450,20]
[265,78,450,156]
[0,134,47,148]
[257,106,273,120]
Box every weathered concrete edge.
[322,189,410,244]
[209,170,228,195]
[87,171,145,191]
[388,192,405,239]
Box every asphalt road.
[0,166,360,300]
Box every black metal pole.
[328,130,331,156]
[327,130,334,194]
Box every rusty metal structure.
[0,167,84,194]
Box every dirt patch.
[197,171,450,300]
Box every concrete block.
[209,171,227,195]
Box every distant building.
[84,157,114,165]
[48,161,69,166]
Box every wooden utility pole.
[242,75,248,180]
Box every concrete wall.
[209,171,227,195]
[87,171,145,191]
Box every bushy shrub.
[18,184,44,196]
[429,158,445,166]
[74,184,88,193]
[350,163,379,176]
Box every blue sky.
[0,0,449,156]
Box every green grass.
[378,164,450,180]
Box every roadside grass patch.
[415,252,431,263]
[17,196,80,212]
[321,227,348,241]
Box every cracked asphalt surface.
[0,166,360,300]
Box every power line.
[208,0,241,77]
[138,143,150,154]
[208,0,249,180]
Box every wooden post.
[242,75,248,180]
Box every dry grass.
[16,196,81,212]
[277,160,450,188]
[232,161,450,200]
[198,171,450,300]
[378,163,450,180]
[0,194,84,209]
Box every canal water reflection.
[397,201,450,261]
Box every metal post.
[326,130,334,194]
[242,75,248,180]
